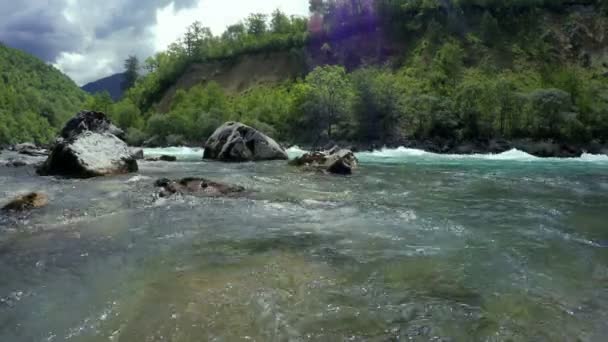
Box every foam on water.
[286,146,307,159]
[354,147,608,164]
[143,146,204,160]
[138,145,608,165]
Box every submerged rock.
[61,111,125,141]
[38,132,138,178]
[2,192,49,212]
[203,122,288,162]
[154,177,245,198]
[146,155,177,162]
[13,143,48,157]
[5,160,27,167]
[290,148,359,175]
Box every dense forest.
[0,44,88,145]
[2,0,608,148]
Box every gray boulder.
[38,132,138,178]
[130,148,144,160]
[290,148,359,175]
[61,111,125,140]
[203,122,288,162]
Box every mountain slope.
[0,43,88,145]
[82,73,125,101]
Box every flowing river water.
[1,147,608,341]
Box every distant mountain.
[0,43,88,145]
[82,73,125,101]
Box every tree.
[527,88,573,139]
[433,41,465,89]
[302,65,353,141]
[222,23,246,41]
[123,55,140,91]
[183,21,213,57]
[351,68,404,141]
[246,13,268,36]
[271,9,291,34]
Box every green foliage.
[128,11,309,113]
[85,91,113,113]
[115,1,608,147]
[0,43,87,145]
[125,127,147,146]
[525,88,575,139]
[299,66,354,141]
[351,68,405,141]
[480,11,500,46]
[247,14,268,36]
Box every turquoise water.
[1,147,607,341]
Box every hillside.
[82,73,125,101]
[98,1,608,151]
[0,43,88,145]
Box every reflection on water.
[1,148,608,341]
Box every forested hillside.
[0,43,88,145]
[18,0,608,149]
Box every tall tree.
[271,9,292,34]
[246,13,268,36]
[303,65,353,140]
[122,55,140,92]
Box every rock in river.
[290,148,359,175]
[203,122,288,162]
[155,177,245,198]
[2,192,49,212]
[146,155,177,162]
[130,148,144,160]
[38,131,138,178]
[13,142,48,157]
[61,111,125,140]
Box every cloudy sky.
[0,0,309,85]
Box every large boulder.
[61,111,125,140]
[203,122,288,162]
[154,177,245,198]
[290,148,359,175]
[2,192,49,212]
[38,131,138,178]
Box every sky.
[0,0,309,85]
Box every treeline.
[0,44,87,145]
[129,10,309,112]
[94,60,607,147]
[80,0,608,146]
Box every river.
[1,147,608,341]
